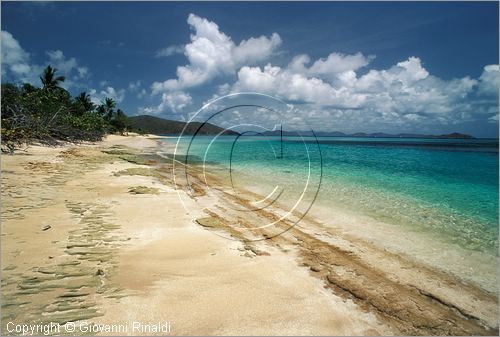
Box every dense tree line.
[1,65,133,153]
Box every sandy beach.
[1,135,498,335]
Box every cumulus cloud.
[77,67,89,79]
[89,86,126,105]
[1,31,30,66]
[140,91,192,115]
[163,91,192,113]
[1,30,91,90]
[45,50,89,89]
[289,52,374,79]
[477,64,499,96]
[142,14,498,131]
[234,64,366,108]
[1,30,35,81]
[151,14,281,94]
[231,56,485,129]
[46,50,77,73]
[232,33,282,66]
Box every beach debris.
[95,269,105,276]
[242,251,256,258]
[24,161,61,172]
[101,149,135,156]
[128,186,160,195]
[42,225,52,231]
[37,267,56,275]
[310,265,321,272]
[190,183,206,196]
[244,245,270,256]
[114,167,156,177]
[236,244,270,258]
[252,248,270,256]
[118,155,153,166]
[195,217,220,228]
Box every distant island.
[130,115,474,139]
[259,130,475,139]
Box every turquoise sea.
[161,136,499,256]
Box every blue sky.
[1,1,499,137]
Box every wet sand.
[1,135,498,335]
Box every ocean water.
[161,135,499,256]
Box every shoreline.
[224,172,499,294]
[160,135,498,293]
[1,135,498,335]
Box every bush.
[1,66,135,153]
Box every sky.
[1,1,499,137]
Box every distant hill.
[435,132,474,139]
[129,115,238,135]
[129,116,475,139]
[260,130,475,139]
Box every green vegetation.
[128,186,160,195]
[113,167,157,177]
[1,65,135,153]
[128,114,239,135]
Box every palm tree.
[111,109,129,134]
[40,65,65,90]
[103,97,116,121]
[96,104,106,116]
[75,92,95,112]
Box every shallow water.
[161,135,499,257]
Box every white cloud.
[44,50,86,89]
[151,13,281,93]
[128,80,142,92]
[139,91,192,115]
[1,31,133,117]
[1,31,91,90]
[137,88,147,99]
[231,56,484,130]
[155,45,184,57]
[232,33,282,66]
[46,50,77,73]
[10,63,32,77]
[232,63,367,108]
[89,86,126,105]
[1,30,35,82]
[488,114,499,123]
[77,67,89,79]
[355,57,431,93]
[289,52,374,79]
[396,57,429,82]
[217,83,231,95]
[144,14,497,131]
[477,64,499,96]
[1,31,30,66]
[128,80,148,99]
[162,91,192,113]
